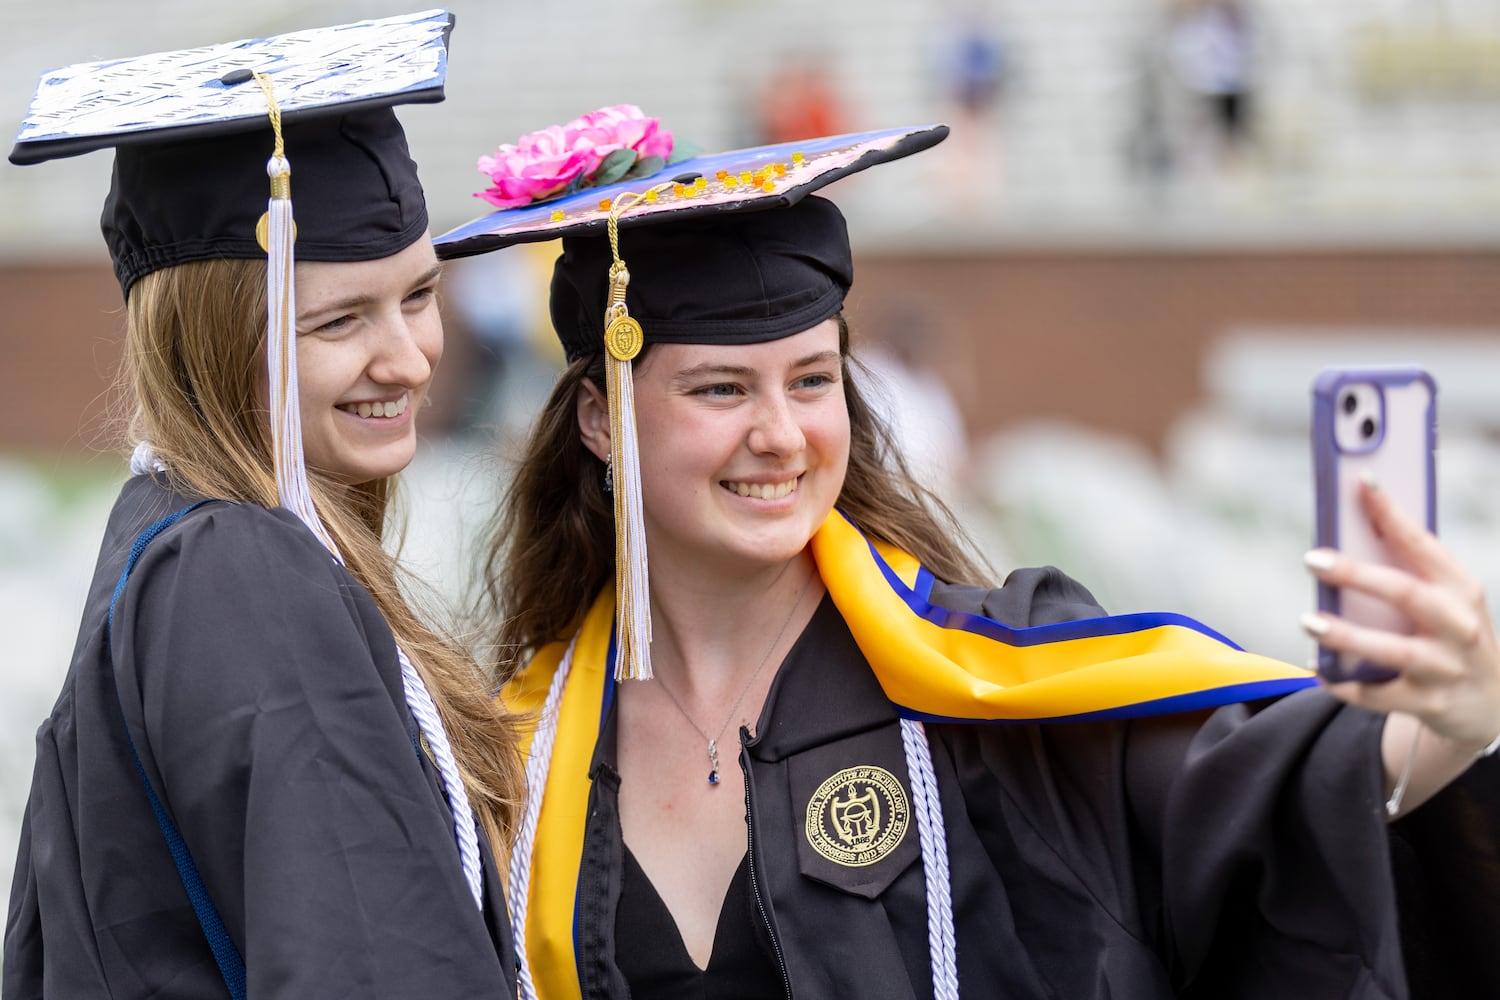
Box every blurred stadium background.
[3,0,1499,910]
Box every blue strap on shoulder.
[107,501,247,1000]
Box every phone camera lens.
[1361,417,1376,439]
[1342,391,1359,415]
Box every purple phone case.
[1311,367,1437,682]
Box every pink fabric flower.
[475,124,596,209]
[567,104,675,163]
[475,105,675,208]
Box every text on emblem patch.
[804,765,910,867]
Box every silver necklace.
[653,570,816,786]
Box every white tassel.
[263,155,336,556]
[607,350,652,681]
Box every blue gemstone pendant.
[707,738,722,787]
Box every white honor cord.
[511,638,576,1000]
[901,718,959,1000]
[398,647,485,909]
[130,441,169,475]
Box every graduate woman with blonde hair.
[4,12,523,998]
[441,115,1500,998]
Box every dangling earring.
[603,457,614,496]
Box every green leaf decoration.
[665,139,702,166]
[591,148,638,187]
[623,154,666,180]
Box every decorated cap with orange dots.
[436,119,947,357]
[436,120,946,258]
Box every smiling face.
[290,235,444,485]
[582,319,850,575]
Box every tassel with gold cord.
[603,235,652,680]
[252,72,336,556]
[601,186,672,681]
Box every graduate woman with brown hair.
[440,116,1500,998]
[4,12,524,998]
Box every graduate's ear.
[576,378,611,463]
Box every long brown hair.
[122,257,524,854]
[476,314,990,681]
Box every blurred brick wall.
[7,248,1498,460]
[4,263,125,458]
[847,248,1500,454]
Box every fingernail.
[1303,548,1337,572]
[1299,612,1332,637]
[1359,468,1381,491]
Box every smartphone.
[1311,367,1437,682]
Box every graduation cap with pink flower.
[438,109,945,255]
[437,110,948,684]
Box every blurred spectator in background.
[1166,0,1261,175]
[858,299,971,499]
[928,4,1012,214]
[1123,35,1181,207]
[755,49,849,145]
[445,242,561,436]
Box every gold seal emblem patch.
[804,765,910,867]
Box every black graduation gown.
[3,475,516,999]
[571,570,1500,998]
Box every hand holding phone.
[1311,367,1437,682]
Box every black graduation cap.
[437,124,947,354]
[10,9,457,560]
[433,117,948,682]
[10,8,455,298]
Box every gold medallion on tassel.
[255,213,299,251]
[605,315,644,361]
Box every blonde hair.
[122,257,524,853]
[476,314,991,681]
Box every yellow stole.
[503,509,1315,999]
